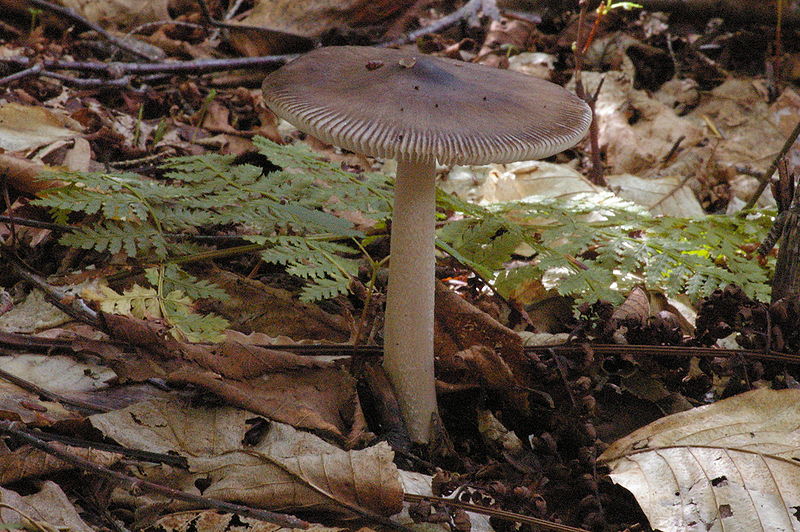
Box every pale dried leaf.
[587,71,704,176]
[90,400,403,516]
[599,388,800,532]
[440,161,601,204]
[0,290,71,333]
[0,104,83,152]
[606,173,705,217]
[612,286,650,322]
[154,510,342,532]
[0,354,115,393]
[0,443,121,484]
[0,354,114,424]
[0,481,93,532]
[61,0,169,31]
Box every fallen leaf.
[606,173,705,217]
[90,400,403,516]
[153,510,342,532]
[61,0,169,31]
[599,388,800,532]
[0,481,94,532]
[0,290,72,333]
[0,153,62,193]
[0,103,83,152]
[201,269,350,342]
[89,313,367,444]
[0,443,121,485]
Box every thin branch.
[1,248,100,327]
[743,119,800,210]
[28,0,157,60]
[378,0,485,47]
[0,365,107,414]
[0,54,296,79]
[0,420,310,529]
[404,493,589,532]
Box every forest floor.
[1,1,800,531]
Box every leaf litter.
[0,0,799,531]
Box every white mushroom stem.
[383,157,438,444]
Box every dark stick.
[28,0,156,60]
[0,365,107,414]
[194,0,308,40]
[0,420,310,529]
[0,55,297,78]
[1,248,100,327]
[743,119,800,210]
[378,0,485,47]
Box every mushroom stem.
[383,157,438,444]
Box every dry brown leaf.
[229,0,414,55]
[154,510,343,532]
[61,0,169,31]
[612,286,651,323]
[89,313,367,444]
[599,388,800,532]
[0,481,94,532]
[90,400,403,517]
[606,173,705,217]
[0,104,83,152]
[0,153,62,194]
[169,365,369,446]
[0,443,122,485]
[200,269,350,342]
[435,283,531,413]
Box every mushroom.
[262,46,591,443]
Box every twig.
[404,493,589,532]
[0,365,107,414]
[378,0,486,47]
[195,0,310,41]
[743,118,800,210]
[0,55,296,79]
[572,1,606,186]
[27,0,156,60]
[1,248,100,327]
[0,420,310,529]
[661,134,686,165]
[23,427,188,468]
[0,64,43,85]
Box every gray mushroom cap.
[262,46,591,166]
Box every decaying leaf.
[200,270,350,342]
[85,313,368,444]
[606,173,705,217]
[0,103,83,152]
[0,290,72,333]
[0,481,94,532]
[154,510,343,532]
[435,282,532,407]
[440,160,601,205]
[60,0,169,31]
[90,400,403,517]
[599,388,800,532]
[0,443,122,485]
[0,153,62,194]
